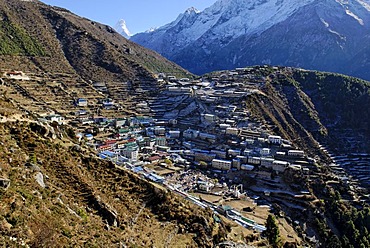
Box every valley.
[0,0,369,247]
[0,64,369,247]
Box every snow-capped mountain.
[114,19,131,39]
[131,0,370,80]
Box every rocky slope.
[0,0,189,83]
[0,111,229,247]
[204,66,370,157]
[131,0,370,80]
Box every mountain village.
[0,0,369,246]
[4,65,368,245]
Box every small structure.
[103,98,114,109]
[248,156,261,165]
[260,148,271,156]
[121,147,138,161]
[260,158,274,168]
[212,159,232,170]
[241,164,254,171]
[268,135,282,145]
[226,127,239,135]
[115,118,126,128]
[155,136,167,146]
[197,180,214,192]
[273,160,289,173]
[228,149,241,157]
[46,114,64,123]
[76,98,88,107]
[168,130,180,138]
[288,150,305,158]
[183,129,200,139]
[146,173,164,184]
[203,114,217,122]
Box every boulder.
[34,172,45,188]
[0,178,10,190]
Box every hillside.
[1,61,369,246]
[131,0,370,80]
[0,0,189,82]
[242,67,370,155]
[0,117,228,246]
[0,0,369,247]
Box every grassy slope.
[0,0,190,81]
[0,18,46,56]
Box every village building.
[273,160,290,173]
[212,159,232,170]
[121,147,139,161]
[260,158,274,168]
[248,156,261,165]
[203,114,217,122]
[168,130,180,139]
[268,135,282,145]
[260,148,271,156]
[226,127,239,135]
[228,149,241,157]
[155,136,167,147]
[288,150,305,157]
[76,98,88,107]
[241,164,254,171]
[183,129,200,139]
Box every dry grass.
[0,119,229,247]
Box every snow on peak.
[114,19,131,39]
[145,27,158,33]
[185,7,200,14]
[204,0,317,39]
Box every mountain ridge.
[0,0,189,82]
[131,0,370,80]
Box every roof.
[148,156,161,162]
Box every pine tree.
[265,214,282,248]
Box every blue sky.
[40,0,218,34]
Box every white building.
[168,130,180,139]
[228,149,241,157]
[219,123,231,129]
[203,114,217,122]
[115,118,126,128]
[154,127,166,135]
[121,148,138,161]
[268,135,282,145]
[241,164,254,171]
[212,159,232,170]
[46,114,64,123]
[226,127,239,135]
[260,148,271,156]
[288,150,305,157]
[77,98,87,107]
[197,181,214,192]
[137,102,148,108]
[248,157,261,165]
